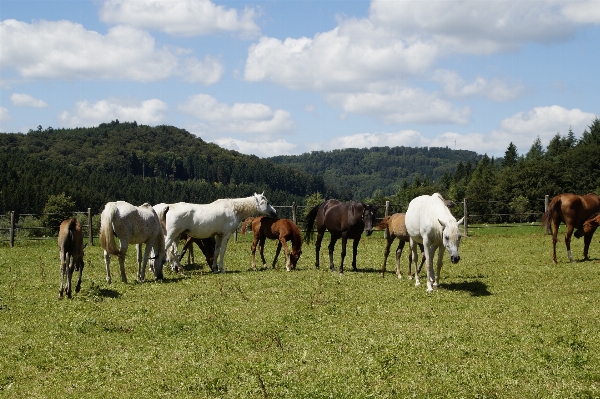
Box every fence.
[0,196,553,247]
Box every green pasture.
[1,226,600,398]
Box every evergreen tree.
[502,142,518,168]
[526,136,545,160]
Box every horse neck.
[231,196,259,220]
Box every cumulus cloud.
[325,87,471,124]
[59,98,168,127]
[179,94,294,136]
[0,107,10,122]
[99,0,260,37]
[309,130,426,152]
[211,137,297,158]
[0,19,180,81]
[179,55,224,84]
[432,70,525,102]
[11,93,48,108]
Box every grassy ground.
[1,225,600,398]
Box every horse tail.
[377,216,390,232]
[99,202,121,256]
[304,202,323,244]
[541,195,561,231]
[241,217,254,235]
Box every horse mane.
[289,219,303,247]
[240,217,254,235]
[231,196,260,216]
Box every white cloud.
[11,93,48,108]
[211,137,297,158]
[0,107,10,122]
[432,70,525,102]
[1,19,179,81]
[310,130,427,152]
[59,98,168,127]
[99,0,260,37]
[325,87,471,124]
[179,94,294,136]
[561,1,600,24]
[179,55,224,84]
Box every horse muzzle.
[365,229,373,236]
[450,255,460,264]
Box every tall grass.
[1,226,599,398]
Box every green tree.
[579,117,600,146]
[41,193,77,235]
[526,136,545,160]
[303,191,326,217]
[502,142,518,168]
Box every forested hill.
[269,147,481,200]
[0,121,326,214]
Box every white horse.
[160,193,277,275]
[405,193,464,292]
[99,201,166,284]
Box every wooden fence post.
[384,201,389,239]
[463,199,468,237]
[88,208,93,245]
[9,211,15,248]
[292,202,297,224]
[544,195,550,235]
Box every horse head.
[439,217,463,264]
[578,213,600,237]
[255,193,278,217]
[362,204,377,236]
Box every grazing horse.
[377,213,425,279]
[99,201,166,283]
[58,218,85,299]
[579,213,600,244]
[160,193,277,275]
[542,193,600,264]
[179,234,216,267]
[304,200,377,274]
[241,216,303,271]
[405,193,464,292]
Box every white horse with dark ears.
[160,193,277,275]
[405,193,464,292]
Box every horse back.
[322,201,364,236]
[58,218,84,255]
[547,193,600,229]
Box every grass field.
[1,226,600,398]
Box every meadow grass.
[1,226,600,398]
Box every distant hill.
[0,121,326,214]
[269,146,481,200]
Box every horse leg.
[434,246,444,289]
[259,236,268,269]
[351,236,360,272]
[315,230,324,269]
[75,256,84,293]
[59,250,67,299]
[583,232,595,260]
[328,236,339,272]
[422,240,436,292]
[382,236,392,278]
[250,234,259,270]
[104,250,112,284]
[551,221,559,264]
[118,241,129,283]
[216,234,231,273]
[409,239,421,287]
[417,243,425,275]
[396,240,405,279]
[564,224,575,263]
[136,244,143,276]
[66,253,74,299]
[212,236,223,273]
[276,240,292,271]
[138,243,153,283]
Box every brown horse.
[178,234,216,267]
[377,213,425,278]
[304,200,377,273]
[578,212,600,242]
[58,218,86,299]
[241,216,302,271]
[542,193,600,264]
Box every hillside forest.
[1,118,599,225]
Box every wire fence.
[0,196,552,247]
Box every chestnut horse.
[542,193,600,264]
[579,213,600,243]
[241,216,302,271]
[377,213,425,279]
[58,218,86,299]
[304,200,377,274]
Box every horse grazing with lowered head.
[304,200,377,274]
[58,218,86,299]
[161,193,277,275]
[579,213,600,246]
[377,213,425,279]
[179,234,216,267]
[542,193,600,264]
[241,216,302,271]
[99,201,166,283]
[405,193,464,292]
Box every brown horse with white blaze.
[241,216,302,271]
[542,193,600,264]
[377,213,425,278]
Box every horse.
[58,218,86,299]
[405,193,464,292]
[160,193,277,275]
[304,200,377,274]
[178,234,216,267]
[541,193,600,264]
[99,201,166,283]
[241,216,302,271]
[579,213,600,245]
[377,213,425,279]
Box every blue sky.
[1,0,599,158]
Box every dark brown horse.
[241,216,302,271]
[304,200,377,273]
[377,213,425,278]
[542,193,600,264]
[178,234,216,267]
[58,218,86,299]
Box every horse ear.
[456,217,464,225]
[438,219,446,228]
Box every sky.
[1,0,599,159]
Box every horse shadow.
[440,280,491,296]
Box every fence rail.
[0,196,553,247]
